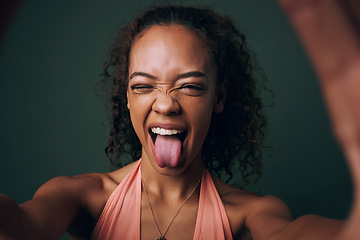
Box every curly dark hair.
[101,5,269,187]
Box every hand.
[278,0,360,239]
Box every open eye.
[130,84,154,94]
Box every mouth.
[149,127,187,145]
[148,124,189,168]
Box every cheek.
[128,94,153,115]
[182,96,214,134]
[128,94,153,136]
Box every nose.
[152,94,180,116]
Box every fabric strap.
[90,160,233,240]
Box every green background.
[0,1,352,239]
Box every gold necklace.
[141,175,202,240]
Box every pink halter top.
[91,160,233,239]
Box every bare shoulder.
[33,171,109,205]
[42,160,136,191]
[31,160,139,218]
[211,174,292,239]
[106,160,139,184]
[16,161,139,239]
[7,171,114,239]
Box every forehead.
[129,24,213,74]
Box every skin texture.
[1,1,360,239]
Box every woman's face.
[127,24,224,175]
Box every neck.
[140,152,204,200]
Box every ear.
[213,84,226,113]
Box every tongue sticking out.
[154,134,182,168]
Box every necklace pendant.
[157,237,166,240]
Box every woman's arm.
[266,0,360,239]
[245,194,344,240]
[0,176,82,240]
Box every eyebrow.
[129,71,206,80]
[177,71,206,80]
[129,72,156,80]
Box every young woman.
[1,1,360,239]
